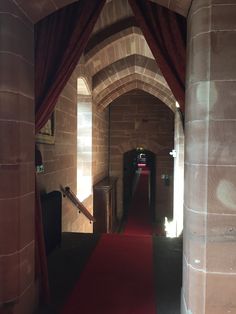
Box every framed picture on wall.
[36,112,55,144]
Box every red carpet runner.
[61,234,156,314]
[62,165,156,313]
[123,166,153,236]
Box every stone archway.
[123,148,156,218]
[96,77,175,112]
[109,90,175,222]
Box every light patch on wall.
[165,217,177,238]
[77,108,92,201]
[77,78,90,95]
[77,77,92,202]
[196,81,210,104]
[217,180,236,211]
[196,81,218,113]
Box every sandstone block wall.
[37,62,109,233]
[37,72,78,232]
[0,1,36,312]
[109,90,174,221]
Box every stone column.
[0,2,35,313]
[183,0,236,313]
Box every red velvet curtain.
[35,0,106,132]
[128,0,186,112]
[35,0,105,303]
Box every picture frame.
[36,112,55,145]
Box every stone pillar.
[0,2,35,313]
[173,111,184,236]
[183,1,236,313]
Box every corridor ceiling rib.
[85,29,154,76]
[129,0,186,113]
[92,55,175,110]
[96,78,175,112]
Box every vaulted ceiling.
[86,0,177,111]
[14,0,191,23]
[14,0,189,111]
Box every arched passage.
[123,148,156,219]
[109,89,174,223]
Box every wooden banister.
[61,186,96,223]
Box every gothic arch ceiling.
[92,55,175,111]
[14,0,190,109]
[85,14,175,111]
[85,28,153,76]
[96,78,175,112]
[92,54,165,95]
[14,0,191,24]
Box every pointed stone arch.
[95,76,176,112]
[109,90,174,221]
[85,28,153,76]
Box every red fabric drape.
[129,0,186,112]
[35,0,106,132]
[34,0,105,304]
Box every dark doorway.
[123,148,156,220]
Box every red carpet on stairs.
[61,165,157,313]
[123,166,153,236]
[61,234,156,314]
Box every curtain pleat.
[129,0,186,112]
[35,0,106,132]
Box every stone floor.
[153,236,183,314]
[36,232,100,314]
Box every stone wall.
[109,90,174,221]
[93,105,109,185]
[37,72,78,232]
[183,1,236,313]
[37,62,109,233]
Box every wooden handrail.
[61,186,96,223]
